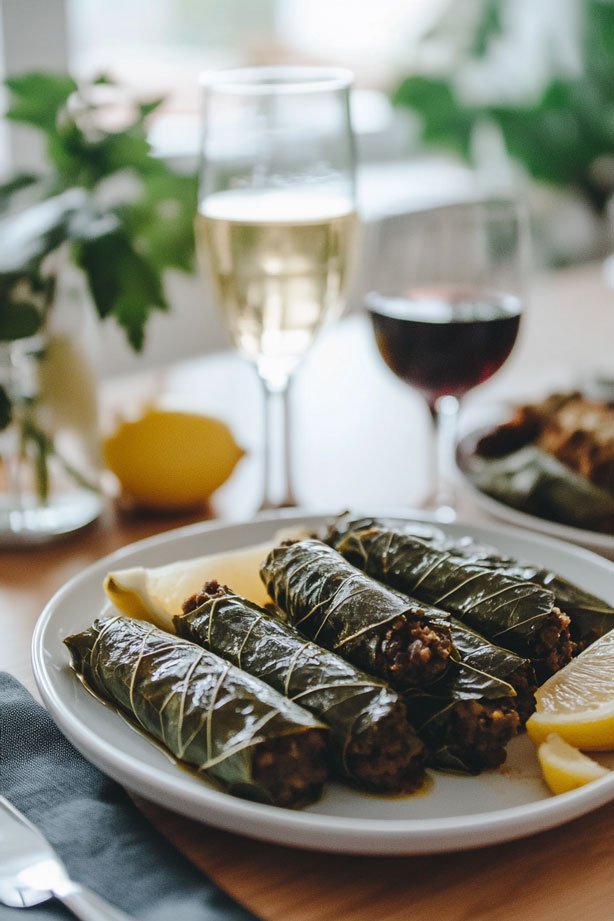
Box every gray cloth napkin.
[0,673,257,921]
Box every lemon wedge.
[104,541,273,631]
[527,629,614,750]
[537,733,610,795]
[103,409,244,510]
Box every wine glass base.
[428,504,457,524]
[419,498,457,523]
[258,496,298,512]
[0,491,103,547]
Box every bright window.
[68,0,446,105]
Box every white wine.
[196,190,357,379]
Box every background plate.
[456,429,614,558]
[32,510,614,855]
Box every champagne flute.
[196,67,357,509]
[366,198,529,521]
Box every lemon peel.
[527,629,614,750]
[537,733,610,795]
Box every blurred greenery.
[0,72,197,453]
[0,71,197,353]
[393,0,614,214]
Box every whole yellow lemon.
[103,409,245,510]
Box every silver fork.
[0,796,135,920]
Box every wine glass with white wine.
[196,67,357,509]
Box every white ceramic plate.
[32,511,614,855]
[457,428,614,558]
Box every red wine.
[367,285,521,407]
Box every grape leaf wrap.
[259,539,454,690]
[467,444,614,533]
[326,516,571,675]
[412,524,614,649]
[64,615,328,807]
[174,585,425,790]
[260,539,522,773]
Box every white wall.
[0,0,69,172]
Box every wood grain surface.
[140,799,614,921]
[3,262,614,921]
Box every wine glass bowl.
[196,67,357,508]
[367,283,522,408]
[366,199,528,518]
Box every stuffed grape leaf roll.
[175,580,426,792]
[331,514,614,654]
[64,616,328,808]
[260,541,521,773]
[326,517,573,679]
[446,618,535,722]
[405,626,521,773]
[260,539,455,691]
[404,524,614,653]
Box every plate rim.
[31,508,614,855]
[456,428,614,554]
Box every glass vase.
[0,303,103,546]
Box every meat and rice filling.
[252,731,328,809]
[529,607,573,679]
[378,614,454,689]
[345,700,426,793]
[428,699,520,773]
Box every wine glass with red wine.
[366,199,528,520]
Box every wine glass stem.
[428,394,460,520]
[260,373,297,510]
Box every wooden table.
[3,261,614,921]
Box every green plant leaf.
[0,173,41,210]
[392,76,474,157]
[1,71,196,354]
[0,189,89,275]
[93,73,116,86]
[45,120,94,183]
[0,385,12,431]
[67,206,121,243]
[391,4,614,214]
[75,230,168,350]
[139,98,165,120]
[584,0,614,97]
[90,131,154,174]
[121,168,197,273]
[5,72,77,132]
[111,284,168,352]
[0,302,42,341]
[22,417,51,502]
[470,0,504,56]
[488,80,604,202]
